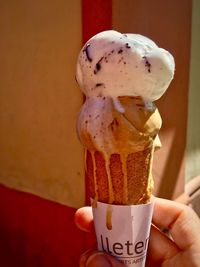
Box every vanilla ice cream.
[76,30,175,101]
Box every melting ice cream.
[76,30,175,205]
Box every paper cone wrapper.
[92,199,154,267]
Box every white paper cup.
[92,199,154,267]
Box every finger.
[75,207,96,249]
[153,198,200,250]
[79,249,125,267]
[75,207,95,233]
[146,224,179,266]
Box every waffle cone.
[85,146,154,206]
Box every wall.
[0,0,196,207]
[0,0,84,208]
[186,0,200,182]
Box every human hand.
[75,198,200,267]
[147,198,200,267]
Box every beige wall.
[186,0,200,182]
[0,0,85,208]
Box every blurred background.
[0,0,199,266]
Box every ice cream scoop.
[76,30,175,101]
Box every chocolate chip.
[94,57,104,74]
[83,44,92,62]
[125,43,131,48]
[143,56,151,73]
[96,83,104,87]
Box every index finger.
[153,198,200,250]
[75,206,95,233]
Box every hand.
[75,198,200,267]
[147,198,200,267]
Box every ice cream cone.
[77,95,161,266]
[86,146,154,206]
[75,30,175,267]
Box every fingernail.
[86,253,111,267]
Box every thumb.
[79,249,125,267]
